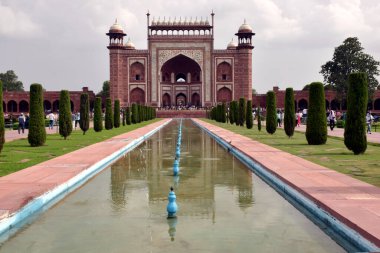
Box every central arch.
[176,93,187,106]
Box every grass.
[202,119,380,187]
[0,119,160,177]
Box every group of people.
[17,113,29,134]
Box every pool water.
[0,120,344,252]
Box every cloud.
[0,3,40,37]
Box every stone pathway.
[194,119,380,248]
[0,119,170,221]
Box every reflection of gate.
[191,93,200,106]
[176,93,187,106]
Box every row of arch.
[149,29,211,36]
[295,98,380,111]
[2,100,93,113]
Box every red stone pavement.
[0,119,170,220]
[194,119,380,248]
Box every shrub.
[336,120,345,128]
[122,108,126,126]
[0,81,4,153]
[131,104,138,124]
[233,101,239,126]
[105,98,113,130]
[257,106,262,131]
[58,90,72,140]
[28,83,46,146]
[284,88,295,137]
[126,107,131,125]
[344,72,368,154]
[79,93,89,135]
[306,82,327,145]
[221,103,226,123]
[246,100,253,129]
[93,97,103,132]
[114,99,120,128]
[265,91,277,134]
[238,98,246,126]
[229,102,235,124]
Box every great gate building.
[106,12,254,108]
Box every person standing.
[18,113,25,134]
[75,112,80,129]
[366,111,374,134]
[48,112,55,129]
[328,109,336,131]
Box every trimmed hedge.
[246,100,253,129]
[284,88,295,138]
[131,104,138,124]
[58,90,72,140]
[229,101,235,124]
[28,83,46,146]
[0,81,4,153]
[114,99,120,128]
[93,97,103,132]
[257,106,262,131]
[221,103,226,123]
[344,72,368,154]
[265,91,277,134]
[80,93,89,135]
[306,82,327,145]
[122,108,126,126]
[105,98,113,130]
[126,107,131,125]
[238,98,246,126]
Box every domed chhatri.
[227,39,237,49]
[125,38,135,50]
[238,19,253,33]
[109,19,124,32]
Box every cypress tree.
[122,108,126,126]
[105,98,113,130]
[0,81,5,153]
[238,98,246,126]
[233,101,239,126]
[126,107,131,125]
[284,88,295,138]
[58,90,72,140]
[266,91,277,134]
[131,103,138,124]
[28,84,46,146]
[306,82,327,145]
[246,100,253,129]
[221,103,226,123]
[114,99,120,128]
[229,101,236,124]
[344,73,368,154]
[79,93,90,135]
[93,97,103,132]
[257,106,262,131]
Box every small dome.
[125,38,135,49]
[205,18,210,25]
[227,39,237,49]
[194,17,200,25]
[238,20,253,33]
[109,19,123,32]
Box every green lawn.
[202,119,380,187]
[0,119,160,177]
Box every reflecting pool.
[0,120,344,252]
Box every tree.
[126,107,131,125]
[306,82,327,145]
[238,98,246,126]
[344,73,368,154]
[28,84,46,146]
[257,105,262,131]
[122,108,126,126]
[97,80,110,97]
[266,91,277,134]
[321,37,379,102]
[0,70,24,91]
[284,88,295,138]
[221,103,226,123]
[246,100,253,129]
[0,81,5,153]
[229,101,235,124]
[79,93,89,135]
[93,97,103,132]
[59,90,72,140]
[105,98,113,130]
[131,104,138,124]
[114,99,120,128]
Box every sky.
[1,0,380,94]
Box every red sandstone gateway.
[106,12,255,108]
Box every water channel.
[0,120,345,252]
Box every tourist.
[328,109,336,131]
[75,112,80,128]
[18,113,25,134]
[366,111,374,134]
[71,113,76,129]
[296,110,301,127]
[277,110,281,127]
[48,112,55,129]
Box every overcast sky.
[1,0,380,94]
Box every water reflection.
[109,119,254,216]
[167,217,178,242]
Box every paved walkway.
[194,119,380,248]
[0,119,170,220]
